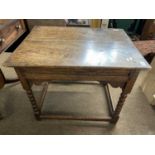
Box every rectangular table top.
[5,26,150,69]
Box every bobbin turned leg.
[111,91,128,123]
[15,69,40,120]
[111,71,139,124]
[25,88,40,120]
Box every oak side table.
[4,26,151,124]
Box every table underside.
[15,67,139,124]
[33,82,114,122]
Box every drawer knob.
[0,38,5,43]
[16,24,21,30]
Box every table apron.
[15,67,131,82]
[24,73,128,81]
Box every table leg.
[0,69,5,89]
[15,69,40,119]
[0,69,5,119]
[111,71,139,123]
[25,88,40,119]
[111,91,128,123]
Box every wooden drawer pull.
[0,37,5,44]
[15,24,21,30]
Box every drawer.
[0,20,26,52]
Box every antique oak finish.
[0,19,26,86]
[0,19,26,52]
[0,19,26,119]
[5,26,150,123]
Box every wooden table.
[4,26,151,123]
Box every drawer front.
[0,20,25,52]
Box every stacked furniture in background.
[134,40,155,64]
[0,19,26,89]
[26,19,66,31]
[0,19,27,119]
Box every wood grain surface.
[5,26,150,69]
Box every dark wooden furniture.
[0,19,26,119]
[134,40,155,64]
[0,19,26,89]
[141,19,155,40]
[26,19,66,31]
[5,26,150,124]
[0,19,26,52]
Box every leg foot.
[112,92,127,123]
[110,116,119,124]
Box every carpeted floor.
[0,53,155,135]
